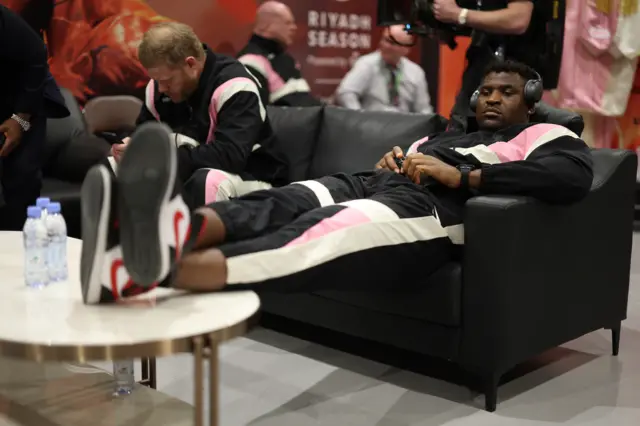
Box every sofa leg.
[483,374,500,412]
[611,324,621,356]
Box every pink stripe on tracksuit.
[207,77,258,144]
[488,124,558,162]
[285,207,370,247]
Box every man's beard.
[181,76,200,101]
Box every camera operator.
[432,0,542,132]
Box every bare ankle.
[174,249,227,292]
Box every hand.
[433,0,462,24]
[375,146,405,173]
[403,153,461,188]
[0,118,24,157]
[111,137,131,162]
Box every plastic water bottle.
[23,206,49,288]
[113,360,135,396]
[45,202,68,282]
[36,197,50,220]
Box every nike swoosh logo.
[111,258,159,300]
[110,259,132,301]
[174,210,185,259]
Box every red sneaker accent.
[123,281,159,297]
[110,259,131,301]
[111,259,160,299]
[173,210,185,259]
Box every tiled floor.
[94,234,640,425]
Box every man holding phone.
[0,5,68,230]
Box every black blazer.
[0,5,68,119]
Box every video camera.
[376,0,473,49]
[376,0,566,89]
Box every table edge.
[0,311,260,362]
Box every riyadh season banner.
[282,0,421,101]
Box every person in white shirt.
[336,25,433,114]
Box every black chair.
[258,105,636,411]
[41,88,110,238]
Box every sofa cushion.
[532,102,584,136]
[82,95,143,134]
[267,106,324,182]
[310,106,447,178]
[313,262,462,327]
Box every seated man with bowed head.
[109,22,288,206]
[79,60,593,304]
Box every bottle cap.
[27,206,42,219]
[36,197,50,208]
[47,202,61,214]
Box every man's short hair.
[138,22,205,69]
[483,60,540,83]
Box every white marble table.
[0,232,261,426]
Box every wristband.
[456,164,475,189]
[11,114,30,132]
[458,8,469,25]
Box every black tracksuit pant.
[206,171,463,291]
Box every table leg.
[193,336,205,426]
[140,357,157,389]
[209,340,219,426]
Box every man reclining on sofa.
[78,60,594,304]
[107,21,288,204]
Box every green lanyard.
[386,65,402,106]
[387,66,402,90]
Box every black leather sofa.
[41,101,636,412]
[259,105,636,411]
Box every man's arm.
[335,58,371,110]
[434,0,533,35]
[466,0,534,35]
[177,77,264,176]
[0,5,48,118]
[469,137,593,204]
[415,125,593,204]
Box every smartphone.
[99,132,125,145]
[394,156,404,170]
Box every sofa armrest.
[457,151,636,374]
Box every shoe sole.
[118,122,176,286]
[80,165,111,304]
